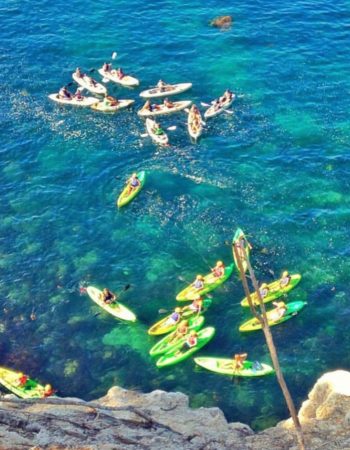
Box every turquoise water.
[1,0,350,429]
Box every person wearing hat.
[270,301,287,322]
[177,330,198,354]
[100,288,117,305]
[43,384,55,398]
[169,319,190,344]
[211,260,225,278]
[164,307,182,326]
[279,271,291,288]
[259,282,269,299]
[182,295,203,316]
[192,275,205,290]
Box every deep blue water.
[1,0,350,429]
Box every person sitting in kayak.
[163,98,174,108]
[74,88,83,101]
[89,77,97,87]
[127,173,141,194]
[157,80,167,92]
[212,99,221,111]
[75,67,84,78]
[58,86,72,99]
[177,330,198,354]
[182,295,203,315]
[232,353,248,371]
[169,319,189,344]
[270,301,287,321]
[220,89,233,103]
[233,236,252,264]
[164,307,182,326]
[211,261,225,278]
[100,288,117,304]
[16,373,29,388]
[153,122,165,135]
[279,271,291,288]
[116,68,125,79]
[43,384,55,398]
[259,283,269,299]
[103,94,119,107]
[102,62,111,72]
[192,275,204,290]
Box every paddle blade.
[124,284,131,291]
[200,102,210,107]
[158,308,169,314]
[102,78,110,83]
[224,109,234,115]
[167,125,177,131]
[112,52,118,60]
[140,133,148,138]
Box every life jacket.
[187,336,197,347]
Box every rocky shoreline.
[0,370,348,449]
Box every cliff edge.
[0,370,348,449]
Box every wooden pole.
[233,242,306,450]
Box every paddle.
[200,101,233,115]
[116,283,131,298]
[112,51,118,60]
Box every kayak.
[204,95,235,119]
[117,171,146,208]
[239,301,307,332]
[148,299,212,336]
[138,100,192,117]
[48,93,98,107]
[187,107,203,140]
[86,286,136,322]
[145,118,169,145]
[241,274,302,307]
[194,357,274,377]
[91,99,134,112]
[156,327,215,368]
[140,82,192,99]
[149,316,205,357]
[98,68,139,87]
[0,367,46,399]
[232,228,251,274]
[176,263,234,301]
[72,73,107,95]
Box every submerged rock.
[210,15,233,29]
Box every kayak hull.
[156,327,215,368]
[0,367,46,399]
[98,69,139,87]
[145,118,169,145]
[204,95,235,119]
[86,286,136,322]
[91,99,134,112]
[176,263,234,301]
[241,274,302,307]
[138,100,192,117]
[72,73,107,95]
[48,94,98,106]
[194,357,274,377]
[232,228,250,274]
[117,171,146,208]
[239,301,307,332]
[149,316,205,357]
[140,82,192,99]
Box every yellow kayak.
[0,367,47,399]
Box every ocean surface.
[1,0,350,429]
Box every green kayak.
[239,301,307,332]
[241,274,302,307]
[117,171,145,208]
[156,326,215,368]
[194,357,274,377]
[150,316,205,357]
[232,228,251,274]
[176,263,234,301]
[0,367,47,399]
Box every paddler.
[279,271,291,288]
[43,384,55,398]
[176,330,198,354]
[232,353,248,371]
[192,275,204,290]
[153,121,165,135]
[168,319,189,344]
[116,68,125,80]
[211,261,225,278]
[100,288,117,305]
[16,372,29,388]
[102,62,111,72]
[259,283,269,299]
[163,307,182,326]
[182,295,203,315]
[127,173,141,194]
[163,98,174,108]
[157,80,167,92]
[103,93,118,106]
[74,88,84,101]
[58,86,72,100]
[270,301,287,321]
[75,67,84,78]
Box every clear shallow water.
[1,0,350,429]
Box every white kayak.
[140,82,192,99]
[145,118,169,145]
[48,94,99,107]
[86,286,136,322]
[98,68,139,87]
[204,95,236,119]
[138,100,192,117]
[188,108,203,140]
[91,99,135,112]
[72,73,107,95]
